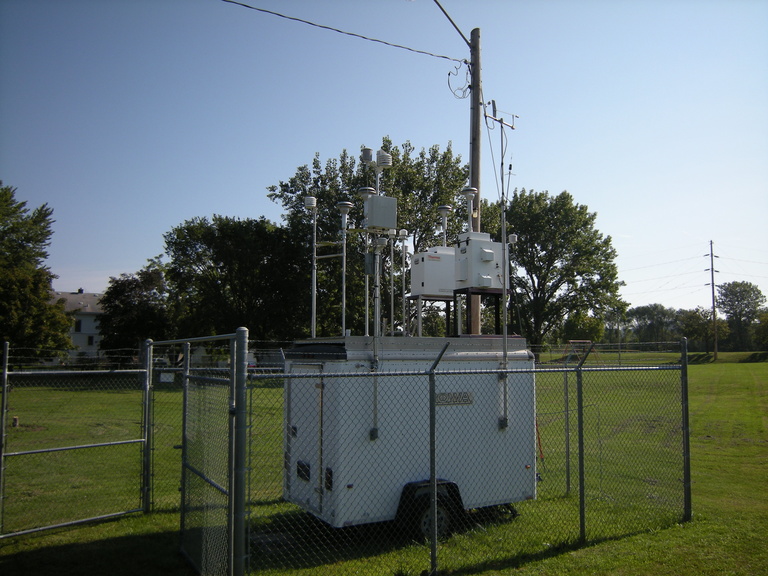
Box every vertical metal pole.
[179,342,191,545]
[232,327,249,576]
[429,368,438,573]
[428,343,449,576]
[576,366,586,543]
[0,342,10,534]
[499,131,510,428]
[341,218,348,336]
[364,234,370,337]
[338,201,353,337]
[681,338,692,522]
[142,339,153,513]
[374,239,386,339]
[401,234,407,336]
[389,234,395,335]
[311,207,318,339]
[564,371,571,495]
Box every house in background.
[53,288,102,357]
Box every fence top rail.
[533,364,682,374]
[187,374,232,386]
[247,363,681,382]
[6,369,147,377]
[147,333,238,346]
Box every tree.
[98,257,174,353]
[627,304,678,343]
[754,309,768,351]
[717,281,766,350]
[558,311,605,343]
[497,189,624,349]
[267,138,469,336]
[0,184,73,352]
[676,306,728,353]
[163,215,305,340]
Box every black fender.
[395,479,464,528]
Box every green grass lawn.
[1,358,766,575]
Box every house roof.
[52,290,103,314]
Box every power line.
[626,270,702,284]
[719,256,768,266]
[221,0,465,64]
[621,256,700,272]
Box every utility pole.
[706,240,719,361]
[468,27,483,334]
[469,27,482,233]
[433,1,483,333]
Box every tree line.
[2,141,766,356]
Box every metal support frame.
[407,295,452,337]
[453,287,509,336]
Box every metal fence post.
[574,344,595,543]
[142,339,153,513]
[232,327,249,576]
[576,366,586,543]
[428,342,450,576]
[681,338,692,522]
[563,371,571,495]
[179,341,190,548]
[0,342,9,533]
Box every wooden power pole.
[468,27,483,334]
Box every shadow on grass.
[0,514,195,576]
[249,498,692,575]
[740,351,768,363]
[687,351,768,364]
[249,504,530,572]
[688,353,714,364]
[431,533,652,576]
[250,508,412,570]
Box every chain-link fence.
[0,338,290,541]
[2,337,690,574]
[242,340,690,576]
[0,343,196,537]
[0,343,149,537]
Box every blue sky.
[1,0,766,312]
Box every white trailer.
[283,335,536,537]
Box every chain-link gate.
[0,342,150,538]
[157,329,249,576]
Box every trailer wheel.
[417,496,452,541]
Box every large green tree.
[717,281,766,350]
[98,257,174,353]
[676,306,729,353]
[267,138,469,336]
[627,304,678,343]
[498,189,624,349]
[163,215,305,340]
[0,184,72,352]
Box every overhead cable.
[221,0,465,64]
